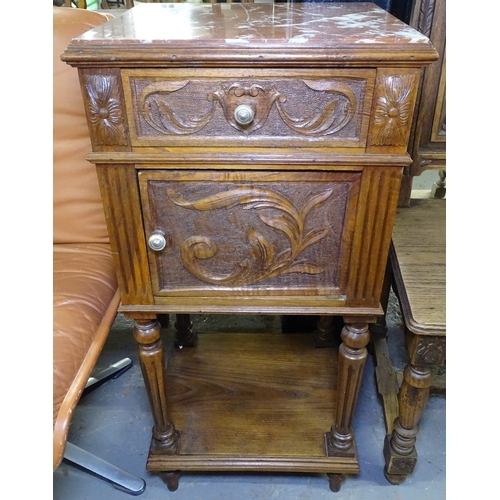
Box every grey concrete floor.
[53,293,445,500]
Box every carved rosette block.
[133,319,180,454]
[407,334,446,366]
[368,71,418,150]
[372,74,415,146]
[83,74,128,146]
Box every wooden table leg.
[383,362,432,484]
[383,331,445,484]
[133,318,180,455]
[314,315,336,348]
[174,314,198,347]
[325,323,369,490]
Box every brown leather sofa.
[53,6,145,494]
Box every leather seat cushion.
[53,7,111,244]
[53,243,117,425]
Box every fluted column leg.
[330,323,370,450]
[325,323,369,491]
[133,319,180,454]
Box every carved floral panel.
[123,71,375,147]
[139,171,361,296]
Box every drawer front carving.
[139,170,361,297]
[123,69,375,148]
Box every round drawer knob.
[148,233,166,252]
[234,104,255,125]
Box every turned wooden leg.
[174,314,198,348]
[383,363,432,484]
[328,323,370,452]
[157,314,170,329]
[281,315,318,334]
[314,315,336,348]
[133,319,180,454]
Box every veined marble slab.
[63,3,436,66]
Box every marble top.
[76,3,429,46]
[63,3,437,66]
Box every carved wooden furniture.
[399,0,446,206]
[61,2,437,492]
[53,7,145,494]
[382,198,445,484]
[372,0,446,484]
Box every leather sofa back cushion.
[53,7,111,244]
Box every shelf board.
[147,331,359,474]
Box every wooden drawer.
[138,170,361,299]
[123,69,375,149]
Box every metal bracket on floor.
[63,443,146,495]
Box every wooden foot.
[174,314,198,348]
[327,473,346,492]
[159,471,181,491]
[383,467,407,485]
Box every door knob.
[148,232,167,251]
[234,104,255,125]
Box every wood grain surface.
[166,332,336,457]
[391,199,445,335]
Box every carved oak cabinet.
[62,2,437,492]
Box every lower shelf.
[146,331,359,474]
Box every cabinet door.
[139,170,361,301]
